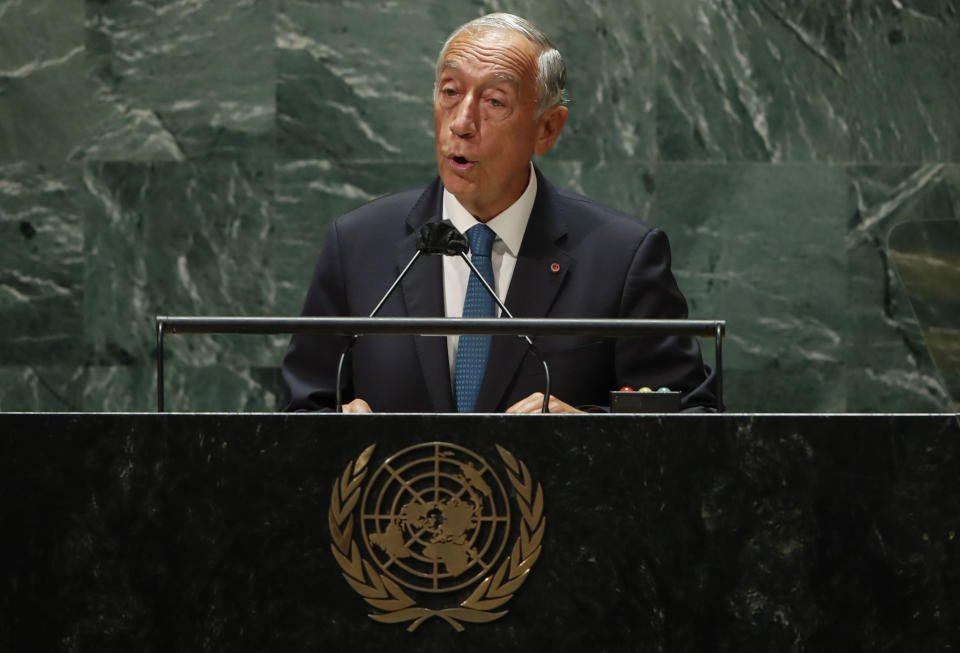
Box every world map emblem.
[329,442,545,631]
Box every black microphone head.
[417,222,469,256]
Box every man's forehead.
[441,61,520,87]
[439,30,537,84]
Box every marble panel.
[276,0,654,164]
[0,0,216,164]
[0,162,85,365]
[274,160,439,304]
[0,366,88,412]
[0,0,90,161]
[648,162,849,411]
[535,158,657,223]
[276,1,450,162]
[652,0,960,162]
[81,161,281,368]
[83,0,276,161]
[155,363,286,412]
[846,164,956,411]
[0,361,288,414]
[723,365,846,412]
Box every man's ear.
[533,105,569,156]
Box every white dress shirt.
[442,162,538,377]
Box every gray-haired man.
[283,14,718,413]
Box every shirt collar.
[441,162,537,257]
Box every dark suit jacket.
[283,168,718,412]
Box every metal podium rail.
[155,316,726,412]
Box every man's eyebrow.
[491,72,519,86]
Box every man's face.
[434,29,561,221]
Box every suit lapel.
[474,170,573,412]
[397,180,455,412]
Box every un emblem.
[329,442,545,631]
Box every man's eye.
[443,88,457,97]
[489,98,504,107]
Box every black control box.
[609,390,681,413]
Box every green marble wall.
[1,0,958,412]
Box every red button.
[550,262,561,273]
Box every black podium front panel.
[2,413,958,651]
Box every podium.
[2,412,959,651]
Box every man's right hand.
[505,392,584,414]
[342,398,373,413]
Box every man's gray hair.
[434,13,567,116]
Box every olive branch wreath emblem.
[328,443,545,632]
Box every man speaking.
[283,13,718,414]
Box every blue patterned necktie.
[455,224,496,413]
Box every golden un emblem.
[329,442,545,631]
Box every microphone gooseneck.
[334,242,425,412]
[336,222,466,410]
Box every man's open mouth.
[448,155,474,171]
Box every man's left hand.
[505,392,584,414]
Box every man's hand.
[505,392,584,414]
[341,398,373,413]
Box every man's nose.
[449,94,478,138]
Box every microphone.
[417,222,469,256]
[335,222,551,413]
